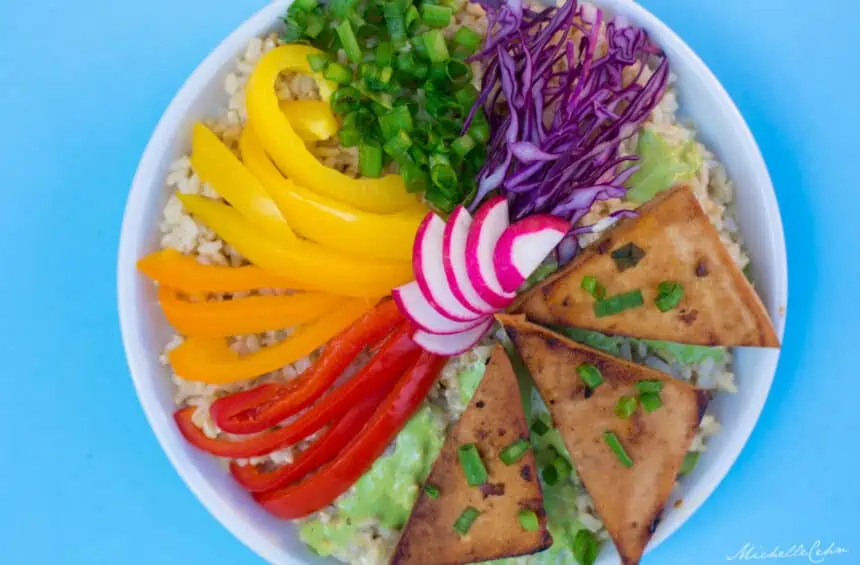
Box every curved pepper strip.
[173,323,419,457]
[137,249,303,293]
[240,129,423,262]
[168,298,376,385]
[177,194,413,297]
[229,386,388,493]
[191,123,294,242]
[254,352,446,518]
[246,45,420,214]
[210,299,403,433]
[280,100,339,142]
[157,286,347,338]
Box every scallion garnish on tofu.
[457,443,488,486]
[593,289,644,318]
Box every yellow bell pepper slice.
[239,129,423,261]
[137,249,307,293]
[177,194,413,297]
[190,123,295,242]
[157,286,347,338]
[168,297,375,384]
[246,45,420,214]
[280,100,339,142]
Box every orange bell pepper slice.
[168,298,377,385]
[136,249,305,293]
[157,286,347,338]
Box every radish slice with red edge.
[465,197,516,308]
[413,213,485,322]
[412,318,494,356]
[393,282,490,335]
[442,206,495,315]
[493,215,570,292]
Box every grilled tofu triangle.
[511,185,779,348]
[391,346,551,565]
[500,315,708,565]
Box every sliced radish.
[465,197,516,308]
[442,206,495,316]
[393,282,489,335]
[493,215,571,292]
[413,213,484,322]
[412,318,494,356]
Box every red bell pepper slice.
[254,351,446,519]
[230,386,387,493]
[174,323,419,459]
[210,299,403,434]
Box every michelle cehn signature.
[726,541,849,564]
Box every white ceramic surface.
[117,0,788,563]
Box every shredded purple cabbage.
[465,0,669,254]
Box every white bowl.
[117,0,788,563]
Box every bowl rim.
[117,0,788,563]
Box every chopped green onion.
[541,463,559,486]
[615,396,638,419]
[379,66,393,84]
[304,15,325,39]
[421,4,453,28]
[375,41,394,67]
[399,160,429,193]
[453,506,480,536]
[468,114,490,143]
[384,130,412,157]
[329,86,362,114]
[330,0,357,19]
[576,363,603,389]
[635,380,664,394]
[545,455,573,484]
[500,439,530,465]
[573,529,600,565]
[452,134,476,157]
[453,26,482,52]
[444,59,471,84]
[335,20,363,64]
[410,35,429,60]
[603,431,634,468]
[593,289,644,318]
[678,451,701,476]
[580,275,606,300]
[383,2,407,44]
[358,141,383,178]
[338,127,361,147]
[611,242,646,271]
[655,281,684,312]
[378,104,413,138]
[324,62,354,85]
[292,0,319,11]
[531,418,550,437]
[425,188,457,213]
[518,510,540,532]
[455,85,479,109]
[458,443,488,486]
[431,162,458,193]
[405,4,421,32]
[306,53,331,72]
[639,392,662,413]
[424,483,441,498]
[422,30,450,63]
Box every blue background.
[0,0,856,563]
